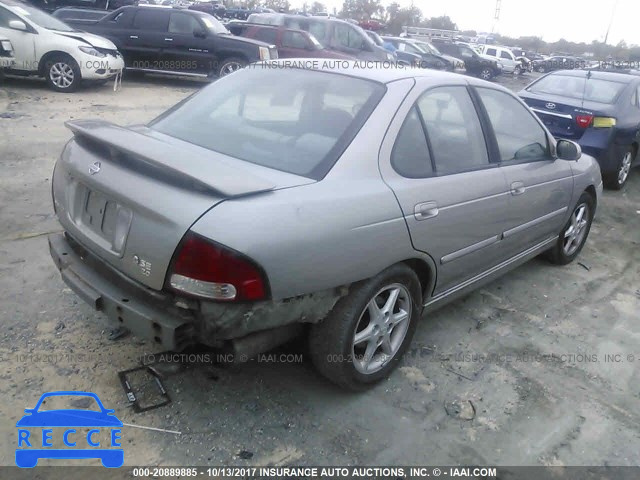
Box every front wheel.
[217,57,247,77]
[44,54,81,92]
[546,192,595,265]
[479,67,494,80]
[537,65,546,73]
[308,264,422,390]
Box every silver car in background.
[49,61,602,390]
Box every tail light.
[168,232,268,302]
[575,115,593,128]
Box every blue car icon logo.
[16,391,123,468]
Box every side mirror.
[9,20,28,31]
[556,139,581,161]
[194,28,207,38]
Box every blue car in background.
[16,391,123,468]
[519,70,640,189]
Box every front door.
[379,83,513,295]
[473,86,574,254]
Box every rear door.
[125,8,168,68]
[379,81,513,295]
[474,86,574,253]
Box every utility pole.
[492,0,502,33]
[604,0,620,45]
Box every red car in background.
[237,24,355,59]
[358,19,385,31]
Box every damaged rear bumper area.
[48,233,343,352]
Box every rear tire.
[308,264,422,391]
[537,65,546,73]
[43,54,81,92]
[546,192,595,265]
[604,146,635,190]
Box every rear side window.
[391,107,433,178]
[476,87,549,162]
[133,9,168,31]
[253,28,278,44]
[416,86,489,175]
[282,31,307,49]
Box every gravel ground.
[1,70,639,471]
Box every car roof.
[259,59,501,87]
[546,69,637,83]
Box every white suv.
[477,44,519,73]
[0,0,124,92]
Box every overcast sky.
[313,0,639,46]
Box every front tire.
[43,54,81,92]
[546,192,595,265]
[479,67,494,80]
[605,146,635,190]
[308,264,422,390]
[218,57,247,77]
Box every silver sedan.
[49,61,603,389]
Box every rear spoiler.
[65,119,276,197]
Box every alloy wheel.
[50,62,75,89]
[563,203,590,256]
[618,151,633,186]
[351,283,412,374]
[220,62,243,76]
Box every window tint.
[416,86,489,175]
[486,48,497,56]
[254,27,278,44]
[500,51,512,60]
[477,87,549,162]
[392,107,433,178]
[459,46,474,58]
[282,31,307,49]
[334,23,363,49]
[133,9,168,31]
[169,13,200,34]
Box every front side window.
[500,50,513,60]
[254,27,278,44]
[168,13,201,34]
[476,87,549,162]
[282,31,307,49]
[150,68,385,179]
[486,48,497,56]
[334,24,363,49]
[7,4,74,31]
[416,86,489,175]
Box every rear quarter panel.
[190,78,432,300]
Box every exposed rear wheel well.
[402,259,434,301]
[584,185,597,207]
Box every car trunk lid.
[53,119,312,290]
[520,93,614,140]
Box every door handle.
[510,181,526,196]
[414,201,439,221]
[129,35,138,39]
[164,38,173,41]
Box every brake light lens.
[575,115,593,128]
[168,233,267,302]
[593,116,617,128]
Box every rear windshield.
[527,74,627,104]
[150,67,385,179]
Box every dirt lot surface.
[1,71,639,470]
